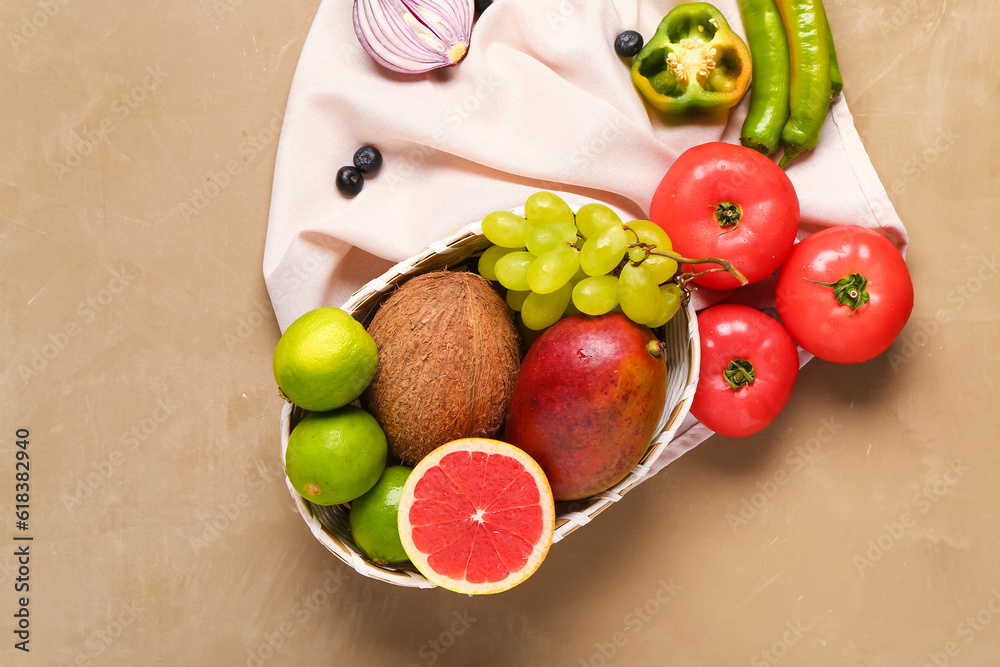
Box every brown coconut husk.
[361,271,521,466]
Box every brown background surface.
[3,0,998,665]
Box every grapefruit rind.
[397,438,555,595]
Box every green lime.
[285,406,387,506]
[273,307,378,412]
[349,465,413,566]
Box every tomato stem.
[807,272,870,315]
[724,359,755,390]
[714,202,742,236]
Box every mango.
[503,313,668,501]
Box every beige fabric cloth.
[264,0,909,477]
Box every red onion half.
[353,0,475,74]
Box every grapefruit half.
[397,438,555,594]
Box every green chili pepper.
[775,0,832,168]
[822,5,843,96]
[737,0,790,155]
[630,2,752,114]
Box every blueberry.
[336,166,364,196]
[353,145,382,175]
[614,31,643,59]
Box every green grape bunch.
[477,192,744,332]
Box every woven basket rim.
[279,199,701,589]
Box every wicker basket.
[279,203,701,589]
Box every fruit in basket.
[520,283,573,331]
[527,247,580,294]
[483,211,535,249]
[572,275,620,316]
[524,190,575,226]
[397,438,555,594]
[580,223,628,277]
[526,222,578,256]
[349,465,412,566]
[618,262,661,324]
[362,271,520,466]
[503,313,668,501]
[272,307,378,412]
[285,406,387,506]
[478,192,744,333]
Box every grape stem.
[648,249,748,286]
[619,224,748,286]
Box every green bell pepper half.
[631,2,752,114]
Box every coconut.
[362,270,521,465]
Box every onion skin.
[353,0,475,74]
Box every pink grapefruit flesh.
[397,438,555,594]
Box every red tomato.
[691,304,799,438]
[775,225,914,364]
[650,142,799,290]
